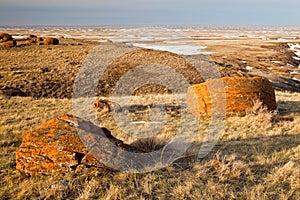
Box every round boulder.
[186,76,277,117]
[15,114,143,175]
[43,37,59,45]
[35,37,44,45]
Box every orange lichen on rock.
[43,37,59,45]
[16,114,139,176]
[187,77,277,117]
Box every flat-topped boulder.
[187,76,277,117]
[16,114,141,176]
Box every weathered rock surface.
[43,37,59,45]
[187,77,277,117]
[16,114,141,176]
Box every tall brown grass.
[0,90,299,199]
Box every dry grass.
[0,89,299,199]
[1,29,299,199]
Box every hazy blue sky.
[0,0,299,26]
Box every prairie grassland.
[0,90,299,199]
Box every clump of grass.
[130,137,168,152]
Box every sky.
[0,0,300,26]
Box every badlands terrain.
[0,26,300,199]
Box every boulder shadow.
[277,100,300,116]
[171,133,300,171]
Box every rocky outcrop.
[187,77,277,117]
[43,37,59,45]
[16,114,141,176]
[2,40,16,48]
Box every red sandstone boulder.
[16,114,141,176]
[35,37,43,42]
[35,37,44,45]
[43,37,59,45]
[0,32,13,42]
[25,35,37,45]
[187,77,277,117]
[2,40,16,48]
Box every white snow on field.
[246,66,253,71]
[271,60,282,64]
[12,35,27,40]
[126,42,212,55]
[287,43,300,50]
[293,56,300,61]
[288,43,300,57]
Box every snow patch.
[12,36,27,40]
[246,66,253,71]
[126,42,212,55]
[287,43,300,51]
[271,61,281,64]
[293,56,300,61]
[288,43,300,57]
